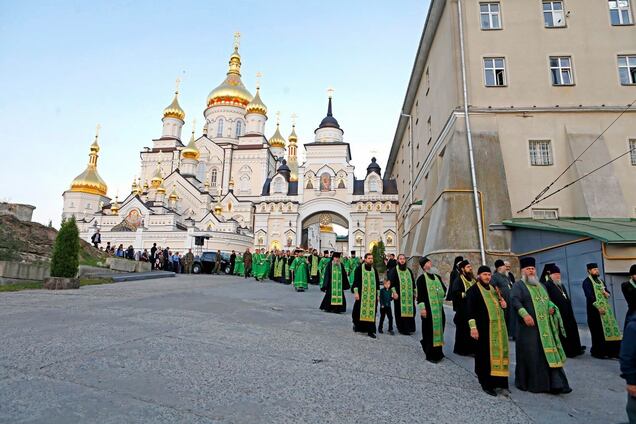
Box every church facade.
[62,37,398,255]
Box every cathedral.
[62,36,398,255]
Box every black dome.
[316,97,340,130]
[277,159,291,181]
[366,157,381,175]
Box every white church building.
[62,36,398,255]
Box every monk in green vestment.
[318,250,331,289]
[309,249,320,285]
[348,251,361,292]
[234,254,245,277]
[273,252,284,282]
[467,265,509,397]
[416,256,446,363]
[387,254,416,335]
[320,252,350,313]
[351,253,381,338]
[252,249,263,281]
[511,256,571,394]
[290,250,309,291]
[583,263,622,359]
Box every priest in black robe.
[308,249,320,285]
[466,265,509,397]
[446,256,464,301]
[542,264,585,358]
[491,259,515,339]
[511,257,571,394]
[416,256,446,363]
[320,252,350,313]
[450,259,477,356]
[622,264,636,317]
[387,254,416,335]
[351,253,381,339]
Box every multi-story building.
[386,0,636,323]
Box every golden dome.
[131,178,138,194]
[163,91,185,121]
[110,196,120,215]
[157,182,167,195]
[214,202,223,215]
[150,161,164,189]
[246,87,267,116]
[181,129,200,160]
[269,123,286,148]
[168,185,178,202]
[206,45,253,108]
[288,124,298,144]
[70,132,108,196]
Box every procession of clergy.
[250,247,628,398]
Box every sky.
[0,0,429,227]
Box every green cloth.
[347,257,360,279]
[318,257,330,288]
[284,257,291,280]
[274,256,283,278]
[310,255,319,277]
[396,268,414,318]
[359,267,376,322]
[424,273,445,347]
[525,282,567,368]
[477,283,509,377]
[290,257,308,289]
[234,256,244,276]
[591,277,623,341]
[330,263,343,306]
[252,253,264,278]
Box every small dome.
[168,185,178,202]
[288,125,298,144]
[316,96,340,131]
[150,162,163,189]
[181,130,200,160]
[366,157,381,176]
[269,123,286,148]
[110,196,120,215]
[163,91,185,121]
[277,159,291,181]
[70,135,108,196]
[206,47,253,108]
[246,87,267,116]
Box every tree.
[372,241,386,275]
[50,216,80,278]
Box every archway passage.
[301,211,349,253]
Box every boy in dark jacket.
[378,279,394,335]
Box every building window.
[425,67,430,95]
[543,1,566,27]
[216,119,224,137]
[531,208,559,220]
[210,169,218,186]
[235,120,243,137]
[630,139,636,165]
[550,56,574,85]
[619,55,636,85]
[197,162,206,181]
[529,140,554,166]
[480,2,502,29]
[609,0,633,25]
[427,116,432,143]
[484,57,506,86]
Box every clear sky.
[0,0,429,227]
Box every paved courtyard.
[0,275,626,423]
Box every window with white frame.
[235,120,243,138]
[550,56,574,85]
[484,57,506,86]
[210,169,218,186]
[630,139,636,166]
[529,140,554,166]
[480,2,502,29]
[531,208,559,220]
[609,0,633,25]
[216,118,224,137]
[619,55,636,85]
[543,1,566,27]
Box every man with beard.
[386,254,397,272]
[309,249,321,285]
[273,251,284,282]
[283,251,293,285]
[387,254,416,335]
[511,257,571,394]
[416,256,446,363]
[446,256,464,301]
[348,250,360,284]
[622,264,636,317]
[450,259,477,356]
[583,263,622,359]
[505,260,516,284]
[491,259,515,338]
[543,264,585,358]
[320,252,350,313]
[467,265,509,397]
[290,250,309,292]
[318,250,331,289]
[243,248,252,278]
[352,253,381,339]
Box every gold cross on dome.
[327,87,334,98]
[255,72,262,89]
[175,77,181,93]
[233,32,241,50]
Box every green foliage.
[50,216,80,278]
[372,241,386,274]
[0,281,43,292]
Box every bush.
[372,241,386,275]
[50,217,80,278]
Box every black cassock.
[351,264,381,334]
[319,262,350,313]
[582,276,621,359]
[544,278,584,358]
[388,266,417,334]
[466,283,509,391]
[450,275,476,356]
[416,272,446,362]
[510,282,570,393]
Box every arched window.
[235,121,243,137]
[197,162,206,181]
[240,174,250,192]
[369,178,378,192]
[210,169,218,186]
[216,119,224,137]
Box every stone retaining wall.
[0,261,50,284]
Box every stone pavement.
[0,275,626,423]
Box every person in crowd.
[416,256,446,363]
[290,250,309,292]
[214,250,222,275]
[378,279,394,334]
[620,297,636,423]
[387,254,416,335]
[309,249,321,285]
[450,259,477,356]
[243,248,253,278]
[91,229,101,249]
[386,254,397,272]
[319,252,350,313]
[622,265,636,319]
[491,259,515,338]
[351,253,381,339]
[229,250,236,275]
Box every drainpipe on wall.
[457,0,486,265]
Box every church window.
[235,120,243,137]
[369,178,379,192]
[217,119,224,137]
[273,178,284,193]
[210,169,218,186]
[240,174,250,192]
[197,162,207,181]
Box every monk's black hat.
[458,259,470,269]
[453,256,464,266]
[547,263,561,274]
[586,263,598,271]
[520,257,536,269]
[630,264,636,275]
[419,256,431,267]
[350,250,356,255]
[477,265,491,275]
[332,252,341,258]
[323,250,329,255]
[494,259,505,268]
